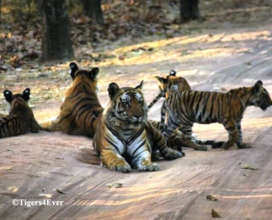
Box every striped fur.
[153,70,191,129]
[149,120,208,151]
[158,79,272,149]
[93,81,184,173]
[42,62,103,137]
[0,88,41,138]
[149,71,208,150]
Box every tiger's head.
[69,62,99,89]
[248,80,272,111]
[155,70,191,97]
[3,88,31,113]
[107,81,147,125]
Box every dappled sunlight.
[216,194,272,200]
[73,184,272,207]
[95,29,272,73]
[221,30,272,42]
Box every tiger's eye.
[135,92,143,102]
[121,93,131,104]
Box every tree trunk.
[81,0,104,25]
[0,0,2,23]
[41,0,74,61]
[180,0,200,23]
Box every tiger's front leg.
[236,123,251,149]
[131,151,160,172]
[223,120,239,149]
[100,148,132,173]
[128,131,160,172]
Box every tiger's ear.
[252,80,263,93]
[70,62,78,80]
[155,76,168,85]
[169,69,176,76]
[89,67,99,80]
[135,80,144,90]
[22,88,31,101]
[108,82,120,100]
[3,90,13,102]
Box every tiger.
[93,81,184,172]
[0,88,41,138]
[42,62,103,137]
[148,70,209,151]
[155,77,272,149]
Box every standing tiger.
[93,81,184,173]
[149,70,209,151]
[155,76,272,149]
[42,62,103,137]
[0,88,41,138]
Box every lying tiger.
[0,88,41,138]
[42,62,103,137]
[155,75,272,149]
[93,81,184,172]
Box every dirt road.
[0,24,272,219]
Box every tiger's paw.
[162,148,185,160]
[112,163,132,173]
[137,163,160,172]
[223,142,238,150]
[107,160,132,173]
[194,144,208,151]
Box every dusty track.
[0,24,272,219]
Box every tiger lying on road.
[93,81,184,172]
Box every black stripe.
[58,112,72,123]
[126,126,145,145]
[194,92,203,118]
[133,149,147,160]
[105,136,121,154]
[208,93,217,122]
[131,139,146,157]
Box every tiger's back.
[0,88,41,138]
[43,63,103,137]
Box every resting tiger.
[155,77,272,149]
[0,88,41,138]
[42,62,103,137]
[93,81,184,172]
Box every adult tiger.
[155,78,272,149]
[42,62,103,137]
[93,81,184,172]
[0,88,41,138]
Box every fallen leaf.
[39,193,52,198]
[211,209,221,218]
[106,183,123,188]
[0,166,13,171]
[206,195,218,201]
[240,164,258,171]
[56,189,65,194]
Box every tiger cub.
[149,70,209,151]
[42,62,103,137]
[93,81,184,173]
[0,88,41,138]
[156,77,272,149]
